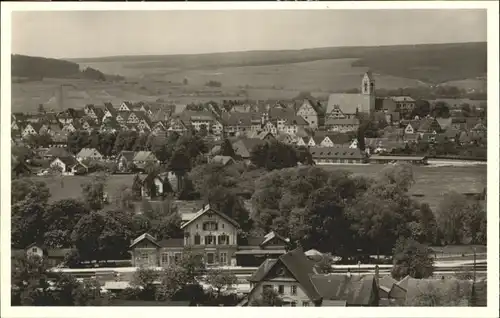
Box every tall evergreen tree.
[220,138,236,158]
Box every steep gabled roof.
[248,258,279,283]
[180,204,239,229]
[129,233,160,248]
[436,117,453,131]
[76,148,102,158]
[133,151,158,162]
[232,138,265,158]
[118,151,136,162]
[396,275,411,290]
[210,155,235,166]
[310,274,377,306]
[247,248,321,303]
[53,156,79,167]
[417,118,440,132]
[261,231,289,246]
[327,93,372,115]
[275,248,322,302]
[378,275,398,291]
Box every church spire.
[361,71,375,95]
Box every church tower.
[361,71,375,95]
[361,71,376,114]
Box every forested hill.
[71,42,487,84]
[11,54,123,81]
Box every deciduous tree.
[250,141,298,171]
[71,211,132,262]
[250,288,283,307]
[436,192,469,244]
[391,237,434,280]
[81,174,107,211]
[43,199,89,248]
[205,269,238,296]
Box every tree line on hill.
[11,55,124,82]
[72,42,486,85]
[351,42,486,84]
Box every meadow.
[72,42,486,85]
[320,164,486,211]
[12,42,487,113]
[30,164,486,213]
[80,58,425,93]
[31,174,136,203]
[11,58,427,113]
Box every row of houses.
[237,248,485,307]
[10,73,410,145]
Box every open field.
[30,164,486,212]
[12,42,486,112]
[319,164,486,211]
[440,78,487,91]
[80,58,425,93]
[30,174,136,203]
[72,42,486,85]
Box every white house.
[76,148,104,161]
[50,156,88,175]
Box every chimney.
[375,265,380,287]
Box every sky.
[11,9,487,59]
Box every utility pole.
[473,247,476,283]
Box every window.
[302,301,310,307]
[205,235,215,245]
[31,247,37,253]
[161,253,169,265]
[291,285,297,295]
[220,252,227,265]
[291,302,296,307]
[194,233,201,245]
[203,221,218,231]
[278,285,284,294]
[141,253,149,261]
[218,234,229,245]
[206,253,215,265]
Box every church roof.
[364,71,374,81]
[326,94,372,115]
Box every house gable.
[307,138,316,147]
[180,204,239,230]
[119,102,131,111]
[130,233,161,249]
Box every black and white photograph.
[1,2,498,317]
